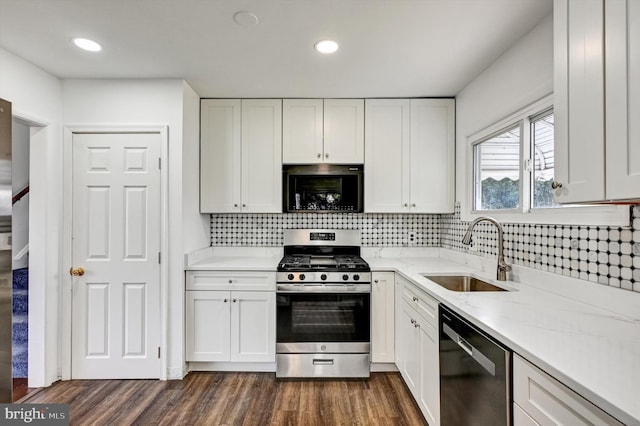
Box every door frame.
[60,125,169,380]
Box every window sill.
[463,204,631,227]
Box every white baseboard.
[188,362,276,372]
[370,363,398,372]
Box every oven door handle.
[277,283,371,293]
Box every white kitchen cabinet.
[394,276,440,426]
[554,0,640,203]
[605,0,640,200]
[282,98,364,164]
[513,354,623,425]
[371,272,395,363]
[364,98,454,213]
[200,99,282,213]
[185,271,276,363]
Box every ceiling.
[0,0,552,98]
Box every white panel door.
[185,291,231,362]
[365,99,410,212]
[398,302,420,395]
[605,0,640,200]
[241,99,282,213]
[371,272,395,363]
[419,323,440,426]
[200,99,242,213]
[410,99,455,213]
[282,99,323,164]
[554,0,606,203]
[323,99,364,163]
[230,291,275,362]
[71,132,161,379]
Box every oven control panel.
[277,271,371,284]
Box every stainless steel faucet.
[462,216,512,281]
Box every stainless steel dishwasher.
[439,305,512,426]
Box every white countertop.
[185,247,640,425]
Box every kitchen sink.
[421,274,508,292]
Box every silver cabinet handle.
[374,279,379,283]
[411,203,416,207]
[232,299,237,303]
[234,204,238,207]
[223,298,228,303]
[312,359,334,365]
[551,181,563,189]
[228,279,233,284]
[325,153,329,158]
[410,319,416,325]
[412,296,418,302]
[317,153,322,158]
[404,203,409,207]
[242,204,246,208]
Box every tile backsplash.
[210,204,640,292]
[210,213,441,247]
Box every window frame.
[466,95,629,226]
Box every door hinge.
[158,251,161,264]
[158,157,161,170]
[158,347,161,359]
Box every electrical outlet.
[408,231,417,246]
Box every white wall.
[0,47,63,388]
[62,79,201,378]
[455,13,553,217]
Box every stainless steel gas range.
[275,229,371,378]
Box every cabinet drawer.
[186,271,276,291]
[401,281,438,328]
[513,355,622,426]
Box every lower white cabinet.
[371,272,395,363]
[395,275,440,426]
[185,271,276,364]
[513,354,622,426]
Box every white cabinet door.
[241,99,282,213]
[419,322,440,426]
[371,272,395,363]
[185,291,231,362]
[410,99,455,213]
[323,99,364,163]
[365,99,410,212]
[282,99,323,164]
[554,0,606,203]
[230,291,276,362]
[365,98,455,213]
[605,0,640,200]
[200,99,241,213]
[513,354,623,425]
[398,302,420,394]
[201,99,282,213]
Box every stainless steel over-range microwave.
[282,164,364,213]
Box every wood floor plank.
[22,372,426,425]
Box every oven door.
[276,287,370,354]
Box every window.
[531,110,557,209]
[472,107,555,214]
[467,96,628,226]
[473,124,521,211]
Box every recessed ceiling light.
[314,40,339,54]
[233,11,259,26]
[72,37,102,52]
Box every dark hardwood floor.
[22,372,427,425]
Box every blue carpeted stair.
[12,267,28,378]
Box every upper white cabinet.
[554,0,640,203]
[365,98,455,213]
[282,99,364,164]
[200,99,282,213]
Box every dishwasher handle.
[442,322,496,376]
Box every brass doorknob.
[69,267,85,276]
